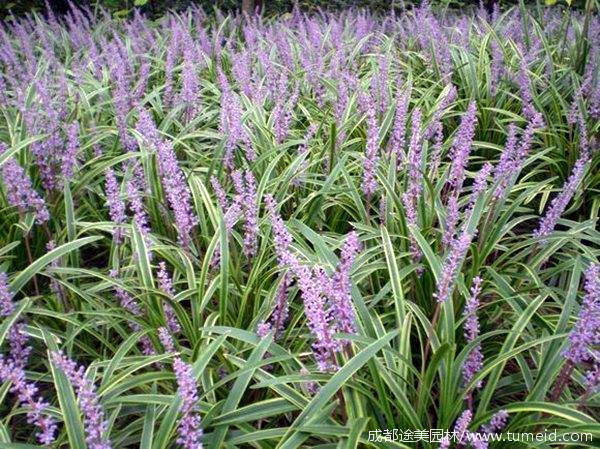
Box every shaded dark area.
[1,0,590,21]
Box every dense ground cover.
[0,2,599,448]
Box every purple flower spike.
[218,69,251,168]
[62,121,80,181]
[0,272,15,317]
[534,150,590,241]
[331,231,362,338]
[480,410,509,434]
[388,81,410,161]
[173,357,204,449]
[105,169,126,244]
[265,195,338,370]
[264,194,293,265]
[563,264,600,364]
[231,170,259,259]
[242,170,259,258]
[0,271,55,444]
[8,321,31,369]
[359,91,379,199]
[468,163,493,209]
[210,176,228,210]
[158,326,175,352]
[403,108,424,265]
[493,113,543,200]
[157,261,181,334]
[516,58,538,121]
[257,321,272,338]
[435,230,475,303]
[462,276,484,388]
[0,143,50,224]
[127,177,153,259]
[136,110,198,249]
[211,191,242,270]
[454,409,473,444]
[448,101,477,194]
[425,85,457,148]
[51,351,112,449]
[0,355,57,445]
[292,259,339,372]
[178,48,200,121]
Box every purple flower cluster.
[435,230,474,303]
[330,231,362,337]
[0,272,56,445]
[454,407,510,449]
[467,163,493,210]
[0,272,14,316]
[109,52,136,152]
[157,261,181,334]
[210,175,228,210]
[443,195,459,248]
[231,170,259,259]
[403,108,424,265]
[105,168,126,244]
[563,264,600,364]
[8,321,31,369]
[158,326,175,352]
[218,69,253,169]
[372,55,390,115]
[534,150,590,240]
[273,82,299,144]
[173,357,204,449]
[51,351,112,449]
[447,101,478,194]
[490,40,503,96]
[265,195,349,370]
[493,113,544,200]
[126,175,153,258]
[136,110,198,249]
[454,409,472,443]
[442,162,493,247]
[0,142,50,224]
[178,47,200,122]
[1,276,31,370]
[480,410,509,435]
[0,355,57,445]
[62,120,80,181]
[444,408,509,449]
[415,3,453,81]
[516,58,538,121]
[293,259,340,371]
[359,91,380,199]
[262,195,293,338]
[264,195,293,265]
[462,276,484,388]
[388,81,410,161]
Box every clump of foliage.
[0,1,599,448]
